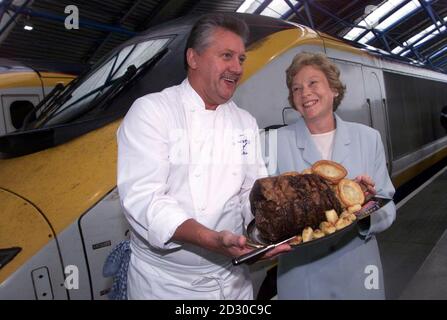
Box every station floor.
[377,166,447,299]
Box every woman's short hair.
[286,52,346,111]
[185,13,249,68]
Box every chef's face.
[187,27,246,109]
[291,65,337,124]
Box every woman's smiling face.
[291,65,338,124]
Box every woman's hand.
[355,175,376,201]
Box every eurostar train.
[0,58,76,135]
[1,13,447,300]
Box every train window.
[10,100,35,129]
[111,39,169,80]
[37,37,171,127]
[384,71,447,159]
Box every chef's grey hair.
[186,13,249,55]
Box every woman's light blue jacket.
[274,113,396,299]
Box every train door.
[234,31,325,129]
[235,43,326,176]
[78,189,130,299]
[330,59,369,125]
[362,66,393,173]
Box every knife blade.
[232,235,296,266]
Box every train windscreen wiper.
[28,46,168,128]
[95,48,169,113]
[21,83,65,129]
[46,65,138,123]
[66,47,169,121]
[86,64,137,112]
[24,66,91,130]
[31,72,127,127]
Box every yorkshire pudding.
[311,160,347,184]
[338,178,365,207]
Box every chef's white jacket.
[117,79,267,299]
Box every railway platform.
[378,166,447,299]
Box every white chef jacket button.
[200,206,206,211]
[232,171,237,176]
[194,172,201,177]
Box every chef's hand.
[216,230,253,257]
[173,220,291,259]
[355,174,376,200]
[217,230,292,259]
[260,243,292,260]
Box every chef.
[116,13,290,299]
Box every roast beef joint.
[250,161,365,243]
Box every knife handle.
[232,245,273,266]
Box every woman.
[276,52,396,299]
